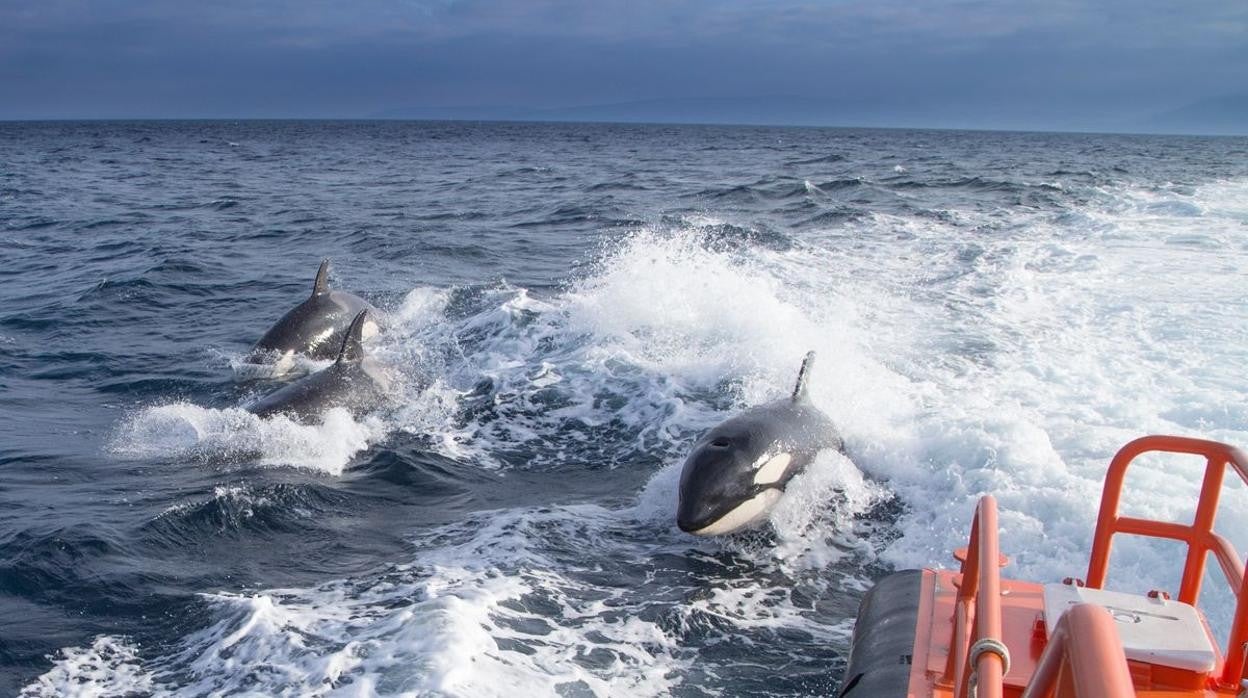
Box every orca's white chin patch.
[690,489,784,536]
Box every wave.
[141,484,354,547]
[691,176,857,204]
[11,123,1248,695]
[28,448,892,697]
[783,153,847,166]
[0,525,130,601]
[20,636,155,698]
[90,175,1248,589]
[109,216,914,479]
[110,404,388,476]
[585,177,651,193]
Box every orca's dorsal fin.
[335,310,369,365]
[312,259,331,297]
[791,351,815,402]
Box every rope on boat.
[967,637,1011,698]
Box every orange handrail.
[1021,603,1135,698]
[945,495,1006,698]
[1085,435,1248,688]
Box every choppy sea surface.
[2,120,1246,696]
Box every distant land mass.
[372,97,867,127]
[370,94,1248,136]
[1143,93,1248,136]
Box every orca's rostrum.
[676,352,845,536]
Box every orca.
[247,310,389,420]
[676,352,844,536]
[246,259,379,371]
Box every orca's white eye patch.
[753,453,793,485]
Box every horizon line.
[0,116,1244,139]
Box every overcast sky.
[1,0,1244,131]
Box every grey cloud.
[0,0,1243,131]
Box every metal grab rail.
[944,495,1007,698]
[1084,435,1248,688]
[1020,603,1135,698]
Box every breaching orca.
[247,259,379,370]
[247,310,389,420]
[676,352,844,536]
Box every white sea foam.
[111,403,385,476]
[767,452,888,568]
[514,177,1246,636]
[818,178,1248,626]
[114,283,460,475]
[72,175,1248,694]
[29,496,872,696]
[19,636,158,698]
[139,177,1248,592]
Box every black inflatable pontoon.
[839,569,922,697]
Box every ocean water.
[2,120,1246,696]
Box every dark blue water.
[3,121,1246,696]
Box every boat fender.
[839,569,923,697]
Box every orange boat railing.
[943,435,1247,697]
[944,495,1145,698]
[1022,603,1134,698]
[946,495,1007,698]
[1084,435,1248,689]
